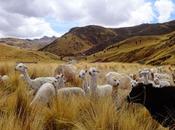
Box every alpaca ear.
[24,65,28,70]
[61,74,64,78]
[60,74,63,77]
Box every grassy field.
[0,62,167,130]
[0,44,60,62]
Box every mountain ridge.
[41,20,175,56]
[0,36,57,50]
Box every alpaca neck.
[82,76,89,94]
[59,80,65,88]
[22,69,33,87]
[112,86,118,103]
[143,75,149,84]
[90,75,97,96]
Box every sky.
[0,0,174,39]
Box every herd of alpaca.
[1,63,175,107]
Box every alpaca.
[89,67,112,97]
[57,87,85,97]
[56,74,85,97]
[106,71,132,90]
[107,77,120,104]
[105,71,134,107]
[154,77,171,88]
[55,74,66,89]
[54,64,79,86]
[139,70,150,84]
[30,78,59,106]
[79,69,90,94]
[15,63,57,91]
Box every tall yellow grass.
[0,62,167,130]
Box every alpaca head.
[89,67,99,77]
[139,70,149,78]
[51,78,60,88]
[154,73,160,79]
[131,80,137,87]
[110,78,120,87]
[79,69,87,79]
[15,63,28,73]
[55,74,66,88]
[55,74,65,81]
[154,77,159,85]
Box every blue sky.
[0,0,174,38]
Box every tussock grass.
[0,62,167,130]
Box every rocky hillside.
[89,31,175,65]
[41,20,175,56]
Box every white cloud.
[155,0,175,23]
[0,7,59,38]
[117,2,154,27]
[0,0,174,38]
[16,17,60,38]
[51,0,155,27]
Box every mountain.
[0,44,59,62]
[41,20,175,56]
[89,31,175,65]
[0,36,56,50]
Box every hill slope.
[0,36,56,50]
[41,20,175,56]
[0,44,59,62]
[89,31,175,65]
[40,33,93,56]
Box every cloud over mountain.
[0,0,174,38]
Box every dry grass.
[0,44,60,62]
[0,62,167,130]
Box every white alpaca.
[107,77,120,100]
[154,77,171,88]
[130,79,138,86]
[56,74,85,96]
[89,67,112,97]
[30,78,59,106]
[55,74,66,89]
[106,71,132,90]
[79,69,90,94]
[57,87,85,97]
[106,71,134,107]
[15,63,57,91]
[139,70,150,84]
